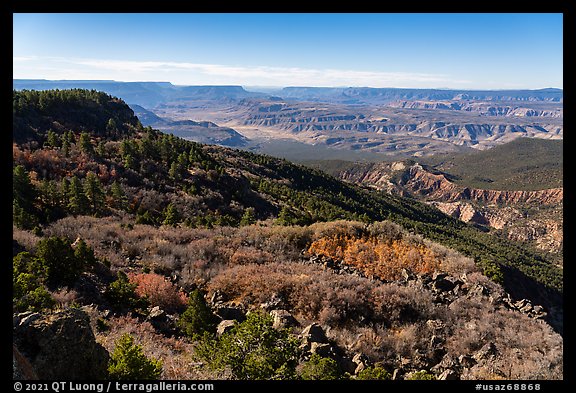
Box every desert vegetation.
[12,215,563,380]
[12,89,563,381]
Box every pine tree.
[168,161,185,182]
[59,178,70,206]
[68,176,89,214]
[123,154,136,170]
[177,290,216,338]
[240,207,256,226]
[13,165,37,213]
[110,180,128,210]
[162,203,180,227]
[276,206,295,226]
[73,239,97,269]
[61,138,70,157]
[106,118,118,135]
[36,236,84,287]
[78,132,93,155]
[96,141,106,157]
[45,130,60,148]
[83,172,106,215]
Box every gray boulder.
[216,320,237,336]
[300,323,328,344]
[13,308,109,379]
[270,309,298,329]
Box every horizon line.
[12,79,563,92]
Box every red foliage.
[128,272,188,314]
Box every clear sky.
[13,13,563,89]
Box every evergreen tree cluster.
[13,89,140,144]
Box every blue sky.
[13,13,563,89]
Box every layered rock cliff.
[337,162,563,255]
[404,164,563,205]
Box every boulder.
[431,354,458,373]
[310,342,334,358]
[216,320,237,336]
[401,268,416,281]
[429,335,444,349]
[468,284,489,298]
[338,356,358,375]
[13,308,109,379]
[259,293,284,311]
[148,305,165,320]
[214,305,246,322]
[270,309,298,329]
[352,352,370,374]
[146,306,175,335]
[300,323,328,344]
[210,290,224,305]
[13,345,38,380]
[425,319,445,331]
[458,354,477,369]
[432,274,456,292]
[438,369,459,380]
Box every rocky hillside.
[336,161,563,204]
[13,218,563,380]
[12,89,563,381]
[325,143,563,257]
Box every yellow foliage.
[308,234,440,280]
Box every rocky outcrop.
[388,100,563,118]
[428,201,563,254]
[339,161,563,206]
[13,308,109,379]
[405,164,563,205]
[338,162,563,254]
[13,345,38,380]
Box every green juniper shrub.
[195,312,299,380]
[108,333,163,380]
[299,353,342,380]
[105,271,149,312]
[407,370,436,380]
[177,289,216,338]
[355,365,391,380]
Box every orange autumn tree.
[308,234,439,280]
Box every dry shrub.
[308,234,440,280]
[235,223,312,259]
[367,220,404,242]
[128,273,188,313]
[208,262,436,329]
[426,241,479,276]
[96,315,218,380]
[229,247,273,265]
[446,297,563,380]
[51,288,80,308]
[13,226,41,252]
[308,220,366,241]
[371,283,437,324]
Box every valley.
[14,80,563,159]
[11,85,563,382]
